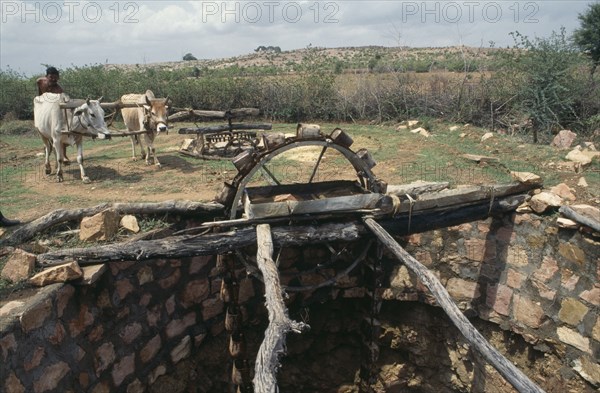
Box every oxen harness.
[143,104,169,135]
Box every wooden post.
[254,224,309,393]
[362,217,545,393]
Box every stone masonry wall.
[389,212,599,389]
[0,212,598,392]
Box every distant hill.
[103,45,503,74]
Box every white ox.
[120,90,170,167]
[33,93,110,183]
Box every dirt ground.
[0,124,428,223]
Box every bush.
[0,69,35,120]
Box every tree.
[183,53,197,61]
[573,3,600,76]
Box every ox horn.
[86,96,91,105]
[96,96,103,103]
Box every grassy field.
[1,118,597,223]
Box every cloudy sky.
[0,0,595,76]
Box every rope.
[406,194,415,233]
[387,193,402,216]
[488,186,495,216]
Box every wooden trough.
[242,180,388,219]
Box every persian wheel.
[217,125,386,220]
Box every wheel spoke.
[308,146,328,183]
[259,165,281,186]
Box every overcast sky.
[0,0,595,76]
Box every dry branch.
[1,201,223,247]
[253,224,309,392]
[363,217,545,393]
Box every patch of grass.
[138,216,170,232]
[0,120,36,135]
[56,195,76,204]
[1,134,43,150]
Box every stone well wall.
[0,212,598,392]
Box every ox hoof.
[156,164,162,169]
[45,168,51,175]
[62,159,71,166]
[57,177,64,183]
[132,157,139,162]
[82,177,91,184]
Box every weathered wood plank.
[363,217,545,393]
[380,195,527,235]
[386,181,449,196]
[394,182,539,214]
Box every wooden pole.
[559,206,600,232]
[362,217,546,393]
[178,124,272,134]
[254,224,309,393]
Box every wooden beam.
[33,194,528,266]
[362,217,545,393]
[36,222,367,266]
[386,181,449,196]
[253,224,308,392]
[1,201,223,247]
[169,108,261,122]
[178,123,272,135]
[390,182,539,215]
[59,100,140,110]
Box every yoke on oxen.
[34,93,110,183]
[120,90,171,168]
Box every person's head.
[46,66,60,85]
